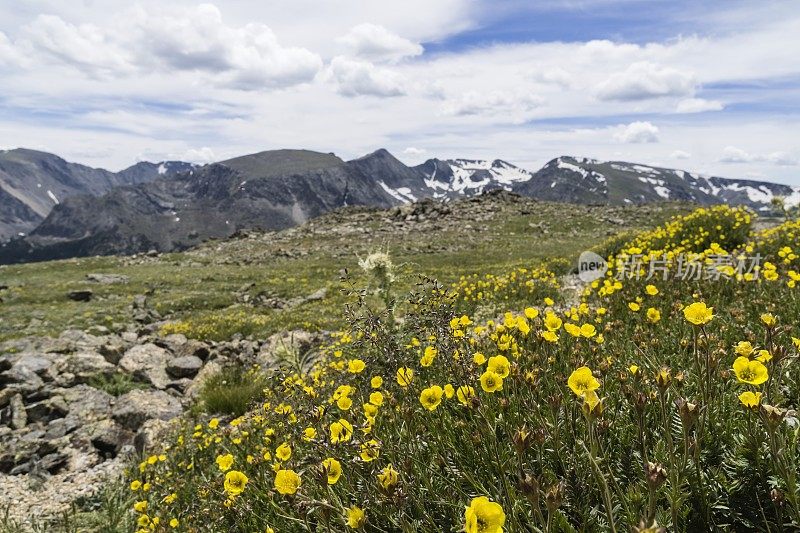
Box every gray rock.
[26,396,69,424]
[112,389,181,430]
[86,273,130,284]
[98,339,127,365]
[118,343,171,389]
[166,356,202,379]
[44,417,81,440]
[59,385,114,423]
[88,419,131,456]
[57,329,104,351]
[14,355,55,378]
[134,418,175,454]
[38,452,69,474]
[67,290,93,302]
[0,365,44,394]
[157,333,187,353]
[0,387,16,409]
[54,351,115,382]
[121,331,139,343]
[257,330,321,369]
[184,360,222,400]
[10,394,26,430]
[177,339,211,361]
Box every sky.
[0,0,799,185]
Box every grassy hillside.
[0,194,691,343]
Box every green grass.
[88,372,150,397]
[197,366,269,417]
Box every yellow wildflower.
[274,469,300,495]
[346,506,366,529]
[567,366,600,397]
[683,301,714,325]
[396,367,414,387]
[216,453,234,472]
[480,370,503,393]
[321,458,342,485]
[464,496,505,533]
[378,464,399,489]
[738,391,762,408]
[419,385,444,411]
[224,470,249,496]
[733,356,768,385]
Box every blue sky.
[0,0,798,185]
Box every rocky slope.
[0,148,192,240]
[0,298,324,524]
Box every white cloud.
[529,67,573,88]
[670,150,691,160]
[719,146,798,166]
[129,4,323,90]
[181,147,217,163]
[614,121,660,143]
[327,56,407,97]
[338,23,423,62]
[0,30,21,67]
[440,90,544,122]
[719,145,752,162]
[596,62,696,101]
[22,15,132,76]
[676,98,724,113]
[19,5,323,89]
[767,151,798,166]
[0,1,799,185]
[403,147,426,155]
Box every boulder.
[184,359,222,400]
[9,393,27,430]
[54,351,115,382]
[134,418,176,454]
[0,365,44,395]
[157,333,188,353]
[166,356,202,379]
[118,343,171,389]
[86,273,130,284]
[87,419,132,456]
[59,385,114,423]
[177,339,211,361]
[13,355,55,379]
[98,337,129,365]
[26,396,69,424]
[257,330,322,369]
[112,389,181,431]
[67,290,93,302]
[44,417,81,440]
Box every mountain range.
[0,148,194,239]
[1,147,797,264]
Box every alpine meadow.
[2,1,800,532]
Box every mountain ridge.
[1,147,798,264]
[0,148,196,240]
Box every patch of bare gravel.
[0,455,125,528]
